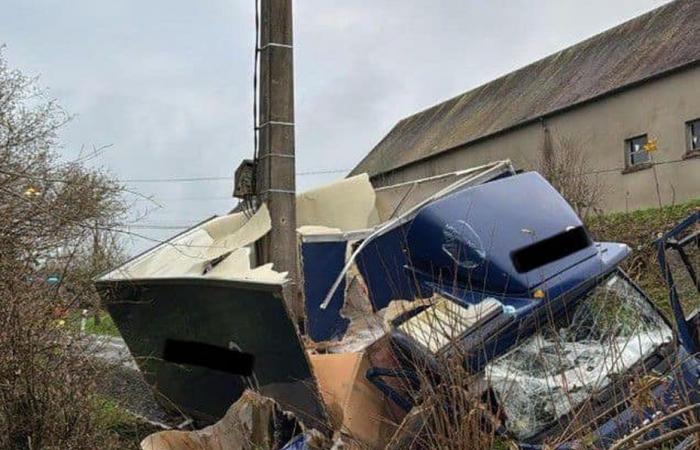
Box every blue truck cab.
[345,170,700,448]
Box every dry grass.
[0,274,125,450]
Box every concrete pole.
[256,0,301,317]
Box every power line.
[135,195,232,202]
[123,175,229,183]
[0,167,348,186]
[127,223,182,230]
[125,224,194,230]
[120,168,348,184]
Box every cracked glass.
[485,272,673,439]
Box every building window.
[687,119,700,153]
[625,134,650,168]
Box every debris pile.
[96,164,700,449]
[141,390,324,450]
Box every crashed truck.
[96,160,700,449]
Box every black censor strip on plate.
[163,339,255,376]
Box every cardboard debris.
[363,335,409,421]
[140,390,309,450]
[309,351,401,449]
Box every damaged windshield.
[485,271,673,440]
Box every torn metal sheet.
[301,239,350,342]
[96,278,326,428]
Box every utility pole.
[91,226,102,325]
[256,0,300,316]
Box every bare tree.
[0,47,127,450]
[538,129,606,220]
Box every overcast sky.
[1,0,670,254]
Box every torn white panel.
[398,297,502,354]
[203,247,252,275]
[296,225,343,236]
[296,173,380,232]
[101,205,278,283]
[238,263,288,284]
[120,228,215,279]
[485,274,673,440]
[204,250,287,284]
[201,204,271,259]
[324,297,436,354]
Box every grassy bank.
[94,397,161,450]
[587,199,699,315]
[67,310,120,337]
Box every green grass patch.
[93,397,160,450]
[94,396,139,429]
[85,313,120,336]
[587,198,699,315]
[67,310,120,337]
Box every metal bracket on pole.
[256,121,295,129]
[259,42,293,50]
[258,153,295,160]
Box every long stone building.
[351,0,700,212]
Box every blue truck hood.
[405,171,596,296]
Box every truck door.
[657,212,699,353]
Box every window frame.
[624,134,651,170]
[686,118,700,155]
